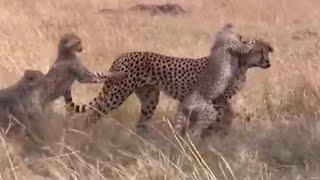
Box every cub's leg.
[200,103,234,139]
[199,107,225,139]
[176,94,218,138]
[175,95,202,137]
[190,103,219,138]
[175,105,195,136]
[135,85,160,132]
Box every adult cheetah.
[66,25,273,135]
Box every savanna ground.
[0,0,320,179]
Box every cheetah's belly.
[158,77,197,101]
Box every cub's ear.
[222,23,234,31]
[259,39,274,52]
[268,45,274,52]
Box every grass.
[0,0,320,179]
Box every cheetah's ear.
[222,23,234,31]
[258,38,274,52]
[269,46,274,52]
[23,70,36,81]
[266,43,274,52]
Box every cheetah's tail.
[65,71,125,114]
[64,91,88,114]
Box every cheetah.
[0,33,121,135]
[0,69,46,136]
[176,37,273,138]
[175,24,252,136]
[65,25,267,132]
[205,38,273,137]
[43,33,122,107]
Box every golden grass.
[0,0,320,179]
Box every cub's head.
[16,70,45,88]
[240,38,273,69]
[23,70,45,82]
[58,33,83,53]
[212,23,242,50]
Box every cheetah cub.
[175,24,253,137]
[43,33,122,108]
[0,33,123,136]
[0,69,46,136]
[200,38,273,139]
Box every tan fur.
[64,25,260,132]
[43,33,122,107]
[0,70,46,136]
[177,36,273,138]
[175,25,252,137]
[0,33,121,137]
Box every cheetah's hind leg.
[135,85,160,134]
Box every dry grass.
[0,0,320,179]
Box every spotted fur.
[65,25,268,134]
[177,38,273,138]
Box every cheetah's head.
[19,69,46,87]
[23,70,45,82]
[239,38,273,69]
[58,33,83,53]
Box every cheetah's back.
[109,51,208,100]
